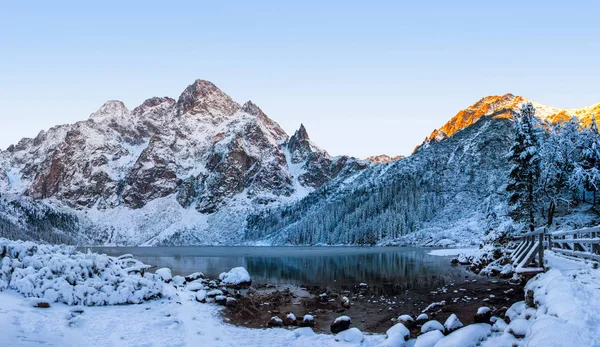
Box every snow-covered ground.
[1,238,599,346]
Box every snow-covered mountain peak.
[90,100,130,122]
[423,94,600,148]
[175,79,240,120]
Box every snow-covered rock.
[331,315,352,334]
[386,323,410,341]
[155,268,172,282]
[421,320,444,334]
[414,330,444,347]
[218,267,251,287]
[443,313,463,333]
[0,238,162,306]
[433,323,491,347]
[334,327,364,343]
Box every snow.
[386,323,410,340]
[414,330,444,347]
[477,306,490,315]
[427,248,477,257]
[334,315,351,323]
[335,327,364,343]
[443,313,463,331]
[218,267,251,286]
[155,268,172,282]
[504,318,530,337]
[420,320,444,334]
[397,314,414,322]
[416,313,428,321]
[433,323,491,347]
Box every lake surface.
[88,246,464,296]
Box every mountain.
[365,155,405,164]
[423,93,600,145]
[1,87,598,246]
[245,95,600,246]
[0,80,367,245]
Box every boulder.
[474,307,491,324]
[283,312,297,326]
[268,316,284,328]
[184,272,205,282]
[331,315,351,334]
[397,314,415,330]
[298,315,315,328]
[443,314,464,334]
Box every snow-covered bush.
[0,238,164,305]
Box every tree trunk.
[547,201,555,227]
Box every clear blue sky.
[1,1,599,157]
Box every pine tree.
[575,115,600,204]
[506,103,541,232]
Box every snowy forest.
[507,102,600,232]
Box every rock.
[218,267,252,288]
[298,315,315,328]
[416,313,429,325]
[268,316,284,328]
[195,290,207,303]
[186,281,205,291]
[414,330,444,347]
[185,272,204,282]
[36,302,50,308]
[172,275,185,286]
[443,313,464,334]
[386,322,410,341]
[155,268,172,282]
[206,289,223,298]
[341,296,351,309]
[397,314,416,330]
[505,318,531,339]
[331,315,351,334]
[334,327,364,343]
[433,324,491,347]
[421,320,444,334]
[215,295,227,305]
[474,307,491,323]
[225,297,237,307]
[525,289,536,308]
[283,312,297,326]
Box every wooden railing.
[511,227,546,274]
[549,225,600,262]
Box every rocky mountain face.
[364,155,404,164]
[0,80,366,245]
[1,87,598,246]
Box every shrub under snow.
[0,238,164,306]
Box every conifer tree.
[506,103,541,232]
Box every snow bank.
[218,267,251,286]
[0,238,163,305]
[433,323,491,347]
[414,330,443,347]
[427,248,477,257]
[334,327,364,343]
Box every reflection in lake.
[88,247,462,296]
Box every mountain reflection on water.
[88,247,464,296]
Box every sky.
[1,1,599,158]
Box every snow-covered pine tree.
[506,102,541,232]
[576,115,600,204]
[539,117,580,225]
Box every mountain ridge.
[1,81,599,246]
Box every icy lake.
[86,247,465,296]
